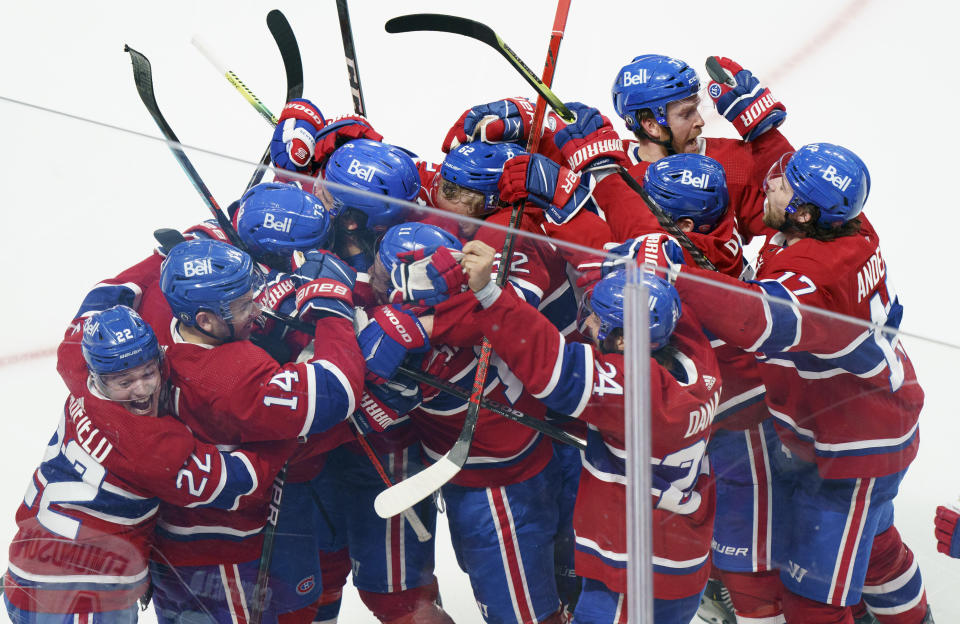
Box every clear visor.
[576,290,596,338]
[762,151,795,195]
[434,176,499,218]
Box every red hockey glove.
[312,115,384,167]
[441,97,535,153]
[553,102,629,173]
[935,503,960,558]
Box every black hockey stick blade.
[267,10,304,101]
[704,56,735,87]
[385,14,574,122]
[614,167,717,271]
[153,228,187,255]
[336,0,367,116]
[125,45,245,248]
[245,11,305,192]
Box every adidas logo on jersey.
[262,213,293,233]
[821,164,852,192]
[680,169,709,189]
[347,158,375,183]
[621,69,649,86]
[703,375,717,391]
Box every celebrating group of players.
[2,50,940,624]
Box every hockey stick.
[335,0,367,117]
[124,45,243,247]
[250,465,285,624]
[244,10,303,192]
[397,364,585,450]
[191,34,278,125]
[385,14,575,123]
[375,3,573,520]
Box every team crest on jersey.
[296,575,316,595]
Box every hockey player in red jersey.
[673,143,932,623]
[139,239,365,624]
[4,306,279,624]
[458,238,721,623]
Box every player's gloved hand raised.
[442,97,536,153]
[601,233,686,283]
[935,503,960,558]
[352,377,422,436]
[498,153,593,225]
[553,102,629,174]
[706,56,786,141]
[291,249,356,321]
[312,115,384,168]
[253,270,298,334]
[355,305,430,382]
[389,246,468,306]
[270,98,326,174]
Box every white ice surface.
[1,1,959,621]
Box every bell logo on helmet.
[183,258,214,278]
[680,169,709,189]
[262,213,293,233]
[821,164,852,192]
[621,69,649,86]
[84,321,100,336]
[347,158,375,182]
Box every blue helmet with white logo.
[377,222,462,276]
[644,154,729,233]
[235,182,332,262]
[160,239,258,326]
[612,54,700,129]
[783,143,870,226]
[579,270,681,350]
[440,142,524,213]
[321,139,420,232]
[82,305,161,376]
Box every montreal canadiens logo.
[296,575,316,595]
[708,83,722,98]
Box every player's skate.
[697,578,736,624]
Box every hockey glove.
[498,153,594,225]
[553,102,629,174]
[706,56,786,142]
[312,115,384,167]
[389,246,468,306]
[291,249,356,321]
[270,98,326,174]
[935,503,960,558]
[601,233,686,282]
[353,378,422,436]
[356,305,430,382]
[441,97,536,152]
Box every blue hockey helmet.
[377,222,462,276]
[160,239,260,327]
[82,305,161,376]
[612,54,700,129]
[644,154,729,233]
[579,270,681,350]
[783,143,870,226]
[235,182,332,261]
[319,139,420,232]
[439,142,524,214]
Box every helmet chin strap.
[634,113,677,155]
